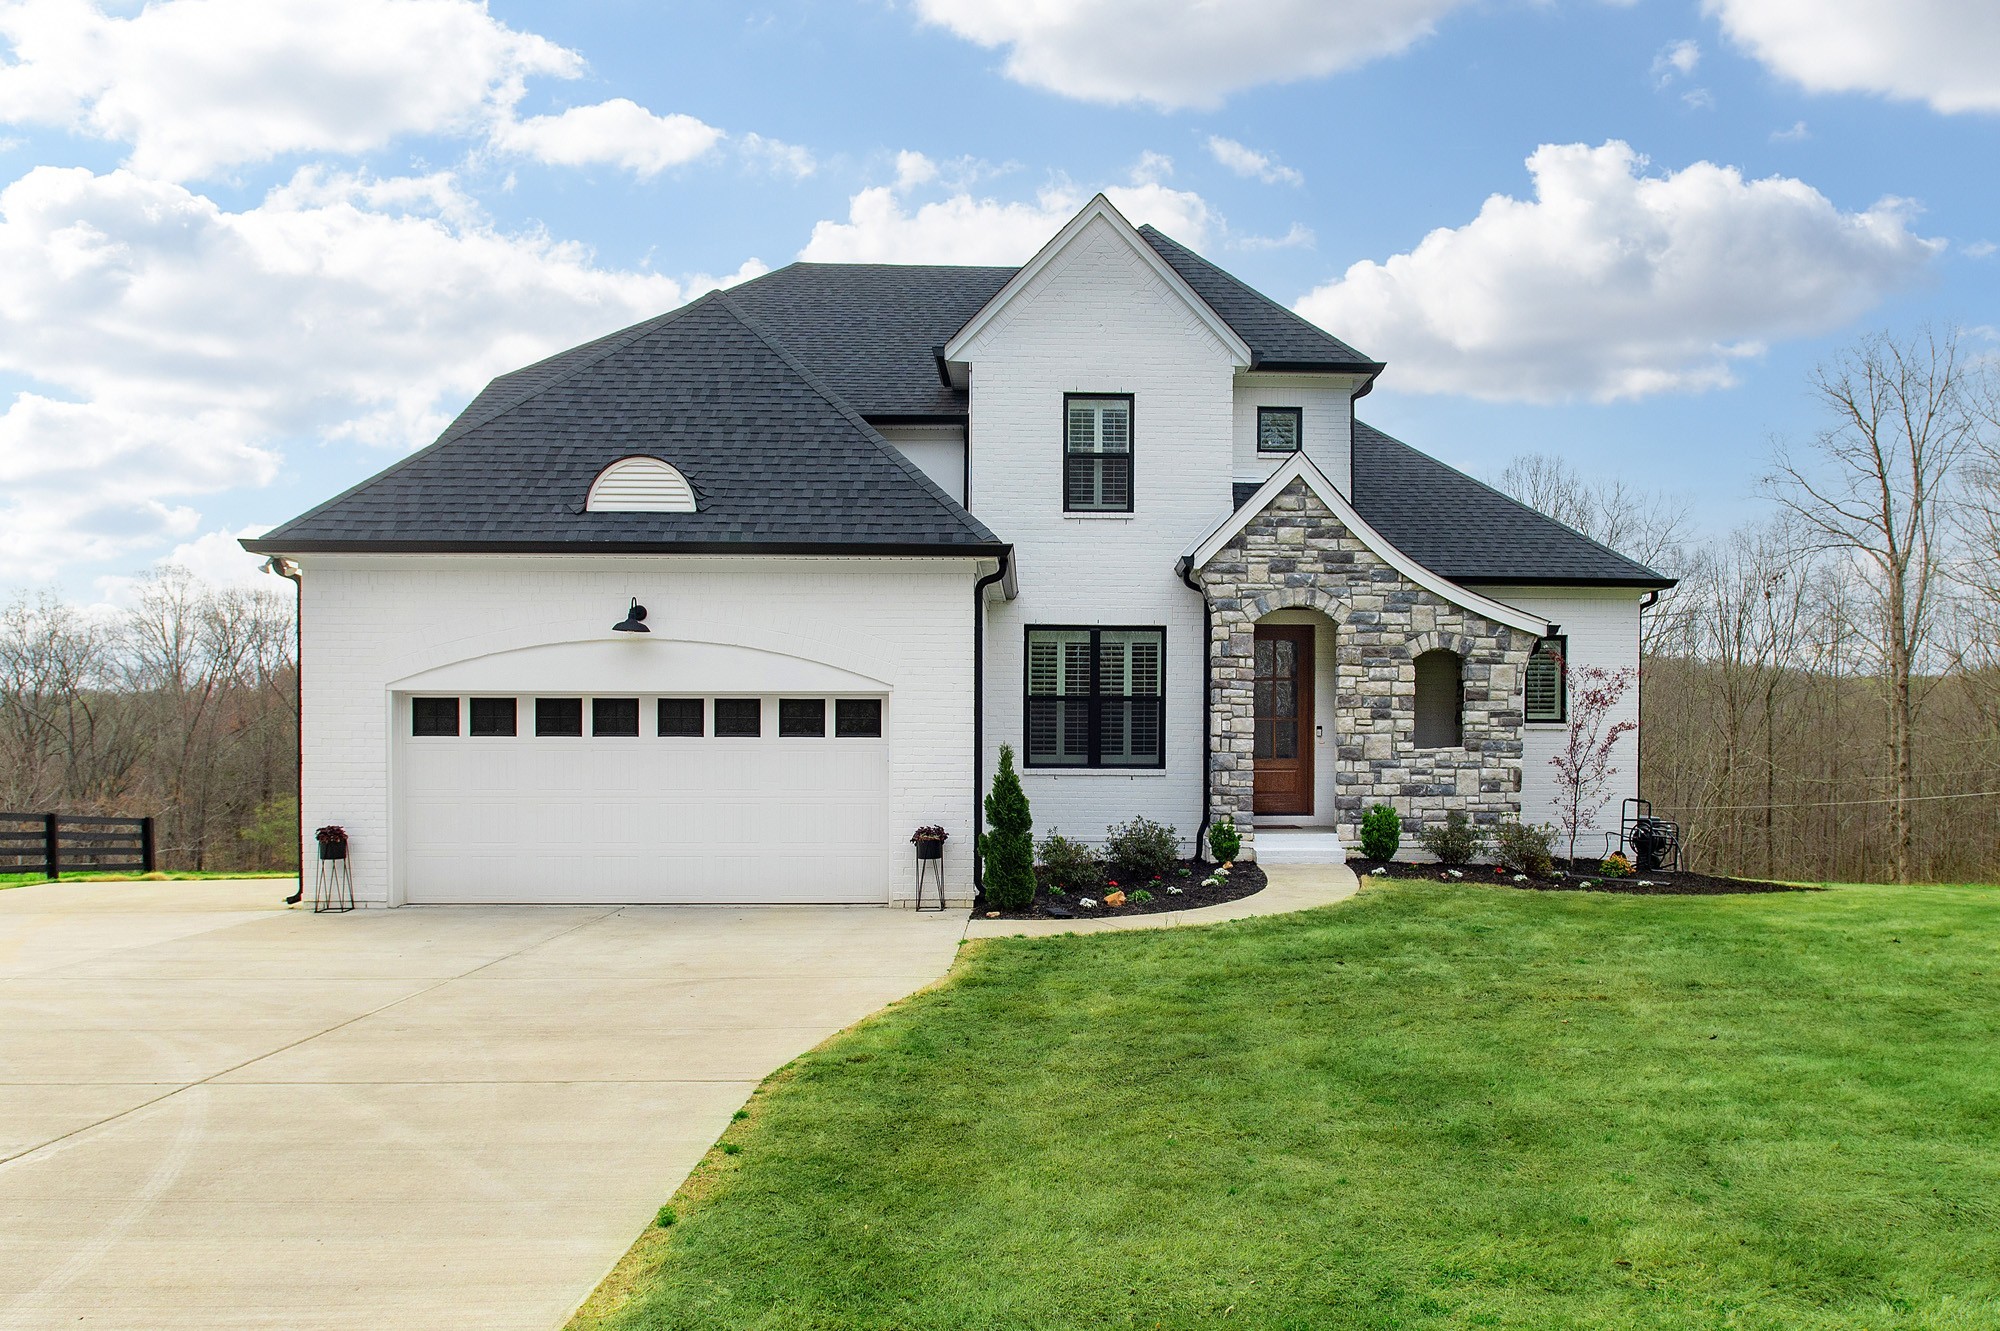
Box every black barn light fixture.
[612,598,650,633]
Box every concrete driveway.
[0,880,964,1331]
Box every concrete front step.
[1253,829,1348,865]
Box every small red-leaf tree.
[1548,658,1638,867]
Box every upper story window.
[1064,395,1133,513]
[1257,406,1302,454]
[1526,635,1567,723]
[586,456,697,512]
[1025,625,1164,768]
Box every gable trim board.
[942,195,1254,368]
[1186,452,1553,639]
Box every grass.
[0,869,296,889]
[571,881,2000,1331]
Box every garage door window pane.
[535,698,583,737]
[714,699,761,737]
[593,698,640,736]
[779,699,826,737]
[658,698,703,737]
[469,697,516,736]
[412,697,459,737]
[835,698,882,737]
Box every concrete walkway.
[0,879,964,1331]
[961,861,1359,939]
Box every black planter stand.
[314,841,354,913]
[913,841,945,911]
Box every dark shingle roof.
[1137,225,1380,371]
[245,293,1003,555]
[1348,421,1670,587]
[725,263,1012,417]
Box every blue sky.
[0,0,1993,599]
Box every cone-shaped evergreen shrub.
[982,744,1036,910]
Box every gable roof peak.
[941,193,1254,365]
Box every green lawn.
[0,870,296,889]
[573,881,2000,1331]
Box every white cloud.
[798,154,1214,264]
[1706,0,2000,114]
[1234,222,1316,251]
[1682,87,1715,110]
[0,163,759,580]
[1294,140,1942,402]
[0,0,580,179]
[1965,240,1997,259]
[913,0,1470,109]
[1652,39,1701,85]
[738,132,815,179]
[1771,119,1811,142]
[1207,136,1304,186]
[491,98,722,177]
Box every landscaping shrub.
[1492,820,1556,876]
[1104,816,1178,879]
[1037,829,1100,890]
[1600,851,1633,878]
[1359,804,1403,860]
[981,744,1036,910]
[1416,810,1485,867]
[1207,814,1241,864]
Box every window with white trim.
[1025,626,1164,768]
[1064,395,1133,512]
[1526,636,1567,723]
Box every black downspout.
[264,557,306,906]
[971,549,1012,895]
[1636,587,1661,800]
[1180,557,1212,861]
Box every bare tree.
[1763,327,1975,882]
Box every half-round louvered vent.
[586,456,698,512]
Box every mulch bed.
[974,858,1269,921]
[1349,857,1816,895]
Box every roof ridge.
[257,294,730,544]
[713,290,1002,546]
[1352,419,1662,579]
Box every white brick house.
[247,197,1669,907]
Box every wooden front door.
[1253,626,1315,816]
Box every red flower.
[1107,880,1118,887]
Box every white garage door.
[396,694,892,904]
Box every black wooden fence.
[0,812,155,878]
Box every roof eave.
[238,538,1011,558]
[1452,574,1678,590]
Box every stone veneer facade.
[1195,479,1534,858]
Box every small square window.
[713,698,761,737]
[835,698,883,738]
[411,697,459,737]
[657,698,704,737]
[593,697,640,736]
[778,698,826,737]
[535,698,583,737]
[469,697,516,736]
[1257,406,1301,454]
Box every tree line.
[0,569,297,872]
[1502,327,2000,884]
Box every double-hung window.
[1025,626,1164,768]
[1064,395,1133,512]
[1525,635,1567,723]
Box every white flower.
[1203,877,1222,888]
[1166,885,1184,895]
[1636,880,1657,886]
[1078,898,1098,909]
[1447,869,1465,879]
[1369,867,1389,877]
[1513,874,1528,883]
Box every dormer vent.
[586,456,697,512]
